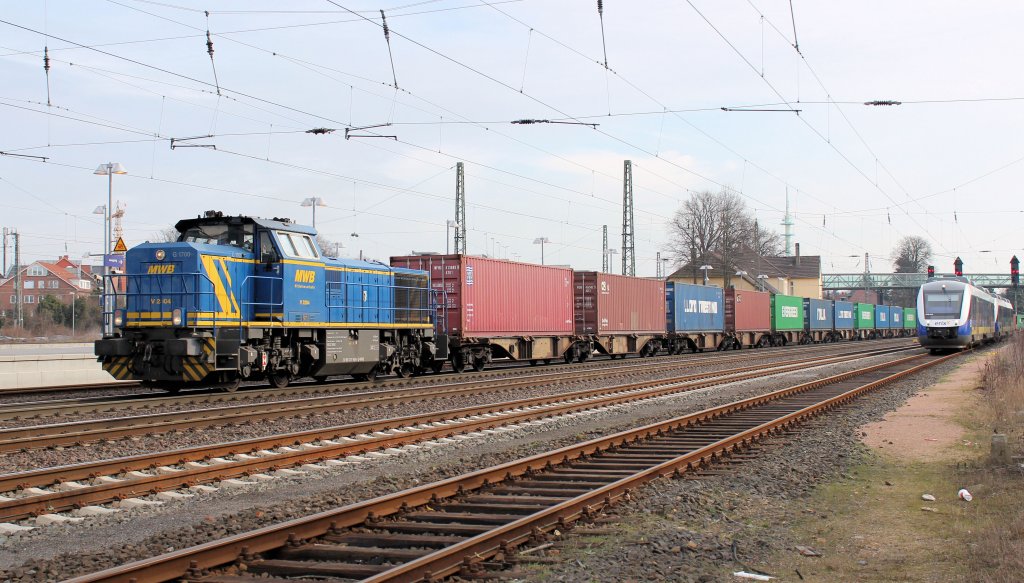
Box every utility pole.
[621,160,635,276]
[2,227,7,277]
[601,225,609,272]
[863,252,870,303]
[13,230,22,328]
[656,251,662,277]
[782,187,794,256]
[454,162,467,254]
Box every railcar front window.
[924,292,963,318]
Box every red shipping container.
[574,272,666,335]
[725,288,770,332]
[390,254,574,337]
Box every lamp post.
[699,264,713,286]
[94,162,126,336]
[445,220,460,254]
[350,232,361,261]
[300,197,326,228]
[533,237,550,265]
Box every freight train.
[95,212,923,392]
[916,277,1014,351]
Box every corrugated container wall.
[903,307,917,329]
[834,300,855,330]
[725,288,770,331]
[390,254,573,336]
[890,306,903,327]
[668,282,724,332]
[771,294,805,331]
[804,298,834,331]
[574,272,666,335]
[874,305,891,329]
[854,303,875,329]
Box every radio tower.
[621,160,635,276]
[454,162,466,254]
[602,225,609,272]
[781,187,794,256]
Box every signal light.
[954,257,963,277]
[927,265,935,278]
[1012,255,1020,287]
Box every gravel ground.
[510,350,982,583]
[0,348,926,580]
[0,345,906,474]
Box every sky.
[1,1,1023,277]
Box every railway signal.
[954,257,963,277]
[927,265,935,278]
[1012,256,1020,287]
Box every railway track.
[0,344,913,453]
[62,350,957,583]
[0,338,912,411]
[0,345,917,524]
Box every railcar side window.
[275,231,320,259]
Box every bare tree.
[892,236,933,273]
[317,234,342,258]
[153,227,179,243]
[668,189,784,285]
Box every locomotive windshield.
[179,223,254,251]
[923,291,963,318]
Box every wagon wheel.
[471,357,486,372]
[431,360,446,374]
[313,376,330,384]
[221,378,241,393]
[353,367,378,382]
[394,362,416,378]
[529,359,538,366]
[267,371,290,389]
[577,350,590,363]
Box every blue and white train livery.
[916,277,1013,351]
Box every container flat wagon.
[834,300,856,341]
[390,254,575,370]
[875,304,892,338]
[665,282,726,352]
[723,288,771,348]
[854,303,875,339]
[904,307,918,333]
[575,272,666,358]
[770,294,805,345]
[802,298,836,343]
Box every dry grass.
[981,334,1024,451]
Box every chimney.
[794,243,801,267]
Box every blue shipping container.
[834,300,855,330]
[875,305,891,329]
[804,298,835,331]
[890,306,903,327]
[668,282,725,333]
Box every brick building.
[0,256,99,316]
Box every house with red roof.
[0,256,99,317]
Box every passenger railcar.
[917,277,1007,351]
[95,212,441,391]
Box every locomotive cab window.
[259,231,280,264]
[180,223,254,251]
[275,231,319,260]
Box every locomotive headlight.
[155,249,166,261]
[172,308,183,326]
[113,309,124,327]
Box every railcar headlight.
[113,309,124,327]
[172,308,183,326]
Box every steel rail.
[0,345,912,453]
[0,347,916,521]
[0,338,910,420]
[62,350,956,583]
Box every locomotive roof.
[174,213,316,235]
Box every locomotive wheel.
[452,356,467,374]
[222,378,241,393]
[395,363,415,378]
[267,372,291,388]
[431,360,445,374]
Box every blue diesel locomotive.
[95,212,445,391]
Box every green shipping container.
[903,307,917,329]
[854,303,875,329]
[771,294,805,331]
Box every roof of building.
[0,257,95,290]
[669,246,822,280]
